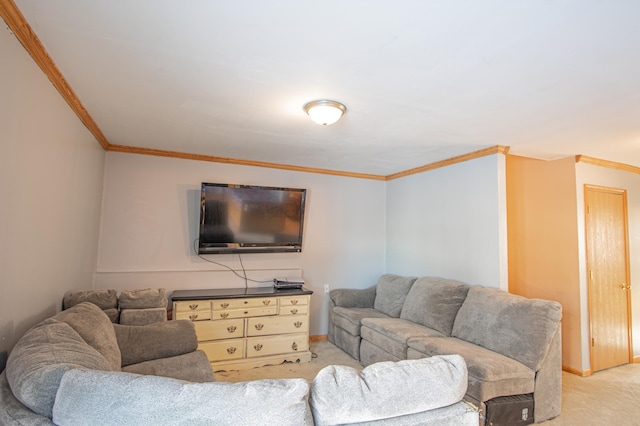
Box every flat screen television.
[197,182,307,254]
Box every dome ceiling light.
[303,100,347,125]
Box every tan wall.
[506,155,582,372]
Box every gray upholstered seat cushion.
[400,277,470,336]
[52,369,313,426]
[452,286,562,371]
[333,307,390,336]
[122,351,214,383]
[52,302,121,370]
[310,355,468,426]
[119,288,167,309]
[407,336,535,403]
[360,318,445,359]
[113,320,198,367]
[5,319,112,418]
[373,274,417,317]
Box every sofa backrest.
[400,277,470,336]
[5,319,113,418]
[53,302,121,370]
[373,275,417,317]
[452,286,562,371]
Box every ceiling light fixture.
[303,100,347,125]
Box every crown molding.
[108,145,388,180]
[386,145,510,181]
[576,155,640,175]
[0,0,110,149]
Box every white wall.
[385,154,507,289]
[0,23,105,353]
[95,152,387,335]
[575,163,640,367]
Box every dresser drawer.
[173,301,211,321]
[279,304,308,316]
[195,319,244,341]
[174,309,211,321]
[199,339,245,361]
[279,295,309,307]
[174,300,211,312]
[212,297,276,310]
[247,316,308,336]
[246,333,309,358]
[211,306,277,320]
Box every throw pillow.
[310,355,468,425]
[53,370,313,426]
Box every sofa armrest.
[113,320,198,367]
[330,285,377,309]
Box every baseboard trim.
[634,356,640,364]
[310,334,328,342]
[562,365,592,377]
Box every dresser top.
[171,287,313,301]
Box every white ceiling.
[12,1,640,176]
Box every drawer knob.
[254,323,264,330]
[244,301,249,304]
[220,303,229,309]
[189,314,198,321]
[291,300,298,305]
[220,313,229,319]
[227,326,237,333]
[254,344,263,351]
[292,342,298,351]
[290,309,298,314]
[263,300,271,306]
[189,303,199,310]
[294,321,303,328]
[227,347,237,355]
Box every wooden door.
[585,185,632,372]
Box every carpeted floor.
[215,341,640,425]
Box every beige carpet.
[216,341,640,425]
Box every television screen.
[197,183,306,254]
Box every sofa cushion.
[400,277,470,336]
[118,288,167,309]
[5,319,112,418]
[0,371,55,426]
[333,307,390,336]
[373,274,417,317]
[360,318,445,359]
[452,287,562,371]
[114,321,198,367]
[310,355,467,426]
[119,307,167,325]
[63,289,118,310]
[407,336,535,403]
[122,351,215,383]
[52,369,312,426]
[53,302,121,370]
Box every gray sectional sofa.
[1,300,479,425]
[329,274,563,424]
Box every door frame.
[584,184,633,371]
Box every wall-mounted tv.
[198,182,307,254]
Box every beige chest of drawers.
[172,288,313,371]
